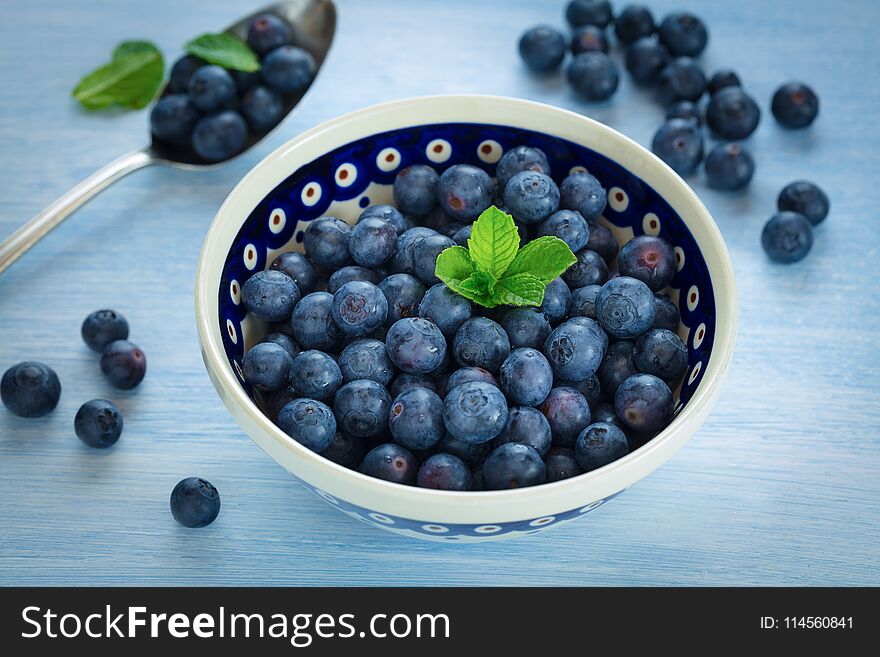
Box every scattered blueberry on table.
[1,361,61,418]
[170,477,221,528]
[74,399,123,449]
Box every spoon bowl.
[0,0,336,273]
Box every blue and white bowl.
[195,95,737,542]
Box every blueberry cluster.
[241,145,689,491]
[150,14,315,162]
[518,2,824,263]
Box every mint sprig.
[72,40,164,110]
[184,33,260,72]
[435,206,577,308]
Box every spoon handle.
[0,148,155,274]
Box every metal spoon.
[0,0,335,274]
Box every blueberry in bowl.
[196,96,737,541]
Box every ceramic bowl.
[195,95,737,542]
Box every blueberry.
[289,349,342,401]
[168,55,205,93]
[653,294,680,331]
[304,216,353,270]
[378,273,426,326]
[243,342,293,392]
[502,171,559,225]
[567,52,619,101]
[633,327,687,382]
[328,265,381,294]
[761,212,814,263]
[771,81,819,128]
[566,0,613,28]
[586,222,619,263]
[570,284,601,319]
[777,181,829,225]
[705,142,755,191]
[559,171,606,222]
[499,307,551,350]
[657,57,706,105]
[665,100,701,127]
[391,227,438,274]
[576,421,629,471]
[453,317,511,373]
[277,398,336,451]
[231,69,261,93]
[81,309,129,352]
[618,235,676,292]
[543,317,605,382]
[349,217,397,268]
[331,281,388,338]
[615,373,673,433]
[188,65,236,112]
[262,45,316,93]
[388,386,444,450]
[595,276,656,338]
[385,317,447,374]
[358,204,408,235]
[246,13,290,55]
[707,69,741,96]
[319,431,368,468]
[483,443,546,490]
[416,453,472,490]
[270,252,317,295]
[242,269,300,322]
[260,332,301,360]
[150,94,199,145]
[540,386,591,447]
[495,146,551,189]
[435,432,490,466]
[518,25,567,72]
[706,87,761,140]
[540,277,572,324]
[100,340,146,390]
[337,339,394,387]
[592,401,624,429]
[74,399,123,448]
[571,373,603,407]
[390,165,439,217]
[491,406,552,457]
[597,339,638,395]
[571,26,609,54]
[614,5,655,44]
[443,380,508,443]
[651,118,703,176]
[443,367,498,396]
[192,111,248,162]
[359,443,418,485]
[544,446,583,482]
[658,12,708,57]
[625,37,670,84]
[291,292,346,351]
[241,85,283,132]
[1,362,61,418]
[170,477,220,528]
[499,348,554,407]
[451,224,472,246]
[389,373,437,398]
[563,248,609,288]
[413,234,456,285]
[419,283,472,337]
[537,210,590,252]
[264,385,299,420]
[438,164,494,221]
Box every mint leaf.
[468,206,520,279]
[504,236,577,285]
[435,245,476,287]
[455,272,498,307]
[494,273,546,307]
[72,41,164,110]
[185,33,260,72]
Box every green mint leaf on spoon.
[72,40,164,110]
[185,33,260,72]
[434,205,577,309]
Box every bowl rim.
[195,94,738,524]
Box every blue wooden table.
[2,0,878,586]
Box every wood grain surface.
[1,0,878,585]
